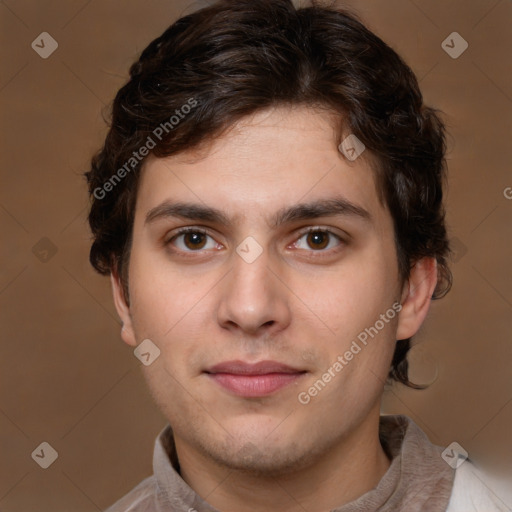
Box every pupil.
[185,233,206,249]
[308,231,328,249]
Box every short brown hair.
[85,0,452,387]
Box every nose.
[216,248,292,338]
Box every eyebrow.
[145,202,231,226]
[273,197,371,227]
[144,196,372,228]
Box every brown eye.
[306,231,329,250]
[168,229,218,252]
[292,229,343,253]
[183,232,207,250]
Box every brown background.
[1,0,511,510]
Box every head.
[86,0,451,473]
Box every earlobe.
[396,257,438,341]
[110,272,138,347]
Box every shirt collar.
[152,414,454,512]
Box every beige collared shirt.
[105,414,503,512]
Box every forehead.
[135,106,388,227]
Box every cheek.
[128,255,230,380]
[128,246,217,340]
[290,251,398,345]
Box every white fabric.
[446,461,511,512]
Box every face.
[114,106,415,474]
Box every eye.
[167,228,221,252]
[293,229,342,251]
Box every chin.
[194,418,320,476]
[209,438,312,477]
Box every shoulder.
[103,475,158,512]
[446,460,511,512]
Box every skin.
[112,105,438,512]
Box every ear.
[110,271,137,347]
[396,257,438,340]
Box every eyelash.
[165,227,219,253]
[293,227,344,251]
[164,226,345,256]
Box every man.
[85,1,509,510]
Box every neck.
[174,408,391,512]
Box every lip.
[204,360,306,397]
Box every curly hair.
[85,0,452,387]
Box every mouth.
[204,360,307,398]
